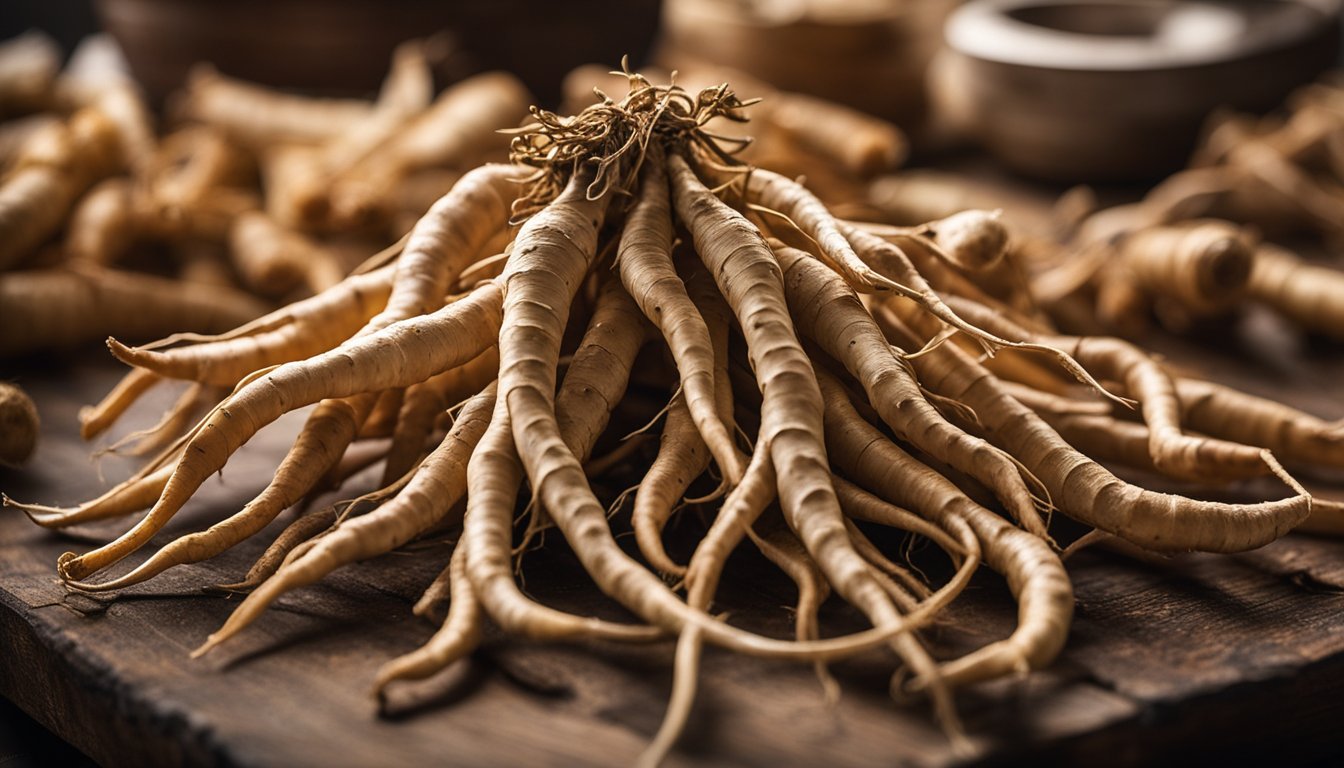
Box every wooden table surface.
[3,300,1344,768]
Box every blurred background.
[4,0,1341,184]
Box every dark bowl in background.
[933,0,1342,182]
[93,0,661,108]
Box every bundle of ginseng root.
[4,70,1333,765]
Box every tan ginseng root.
[361,164,519,334]
[670,149,910,640]
[52,278,506,583]
[79,267,392,470]
[632,393,709,578]
[644,359,979,765]
[1014,407,1344,540]
[850,212,1047,323]
[741,166,1005,333]
[653,60,908,184]
[460,398,665,657]
[454,168,679,645]
[745,510,836,692]
[925,209,1012,273]
[0,31,59,117]
[642,501,855,768]
[359,388,406,440]
[99,382,233,460]
[106,264,395,389]
[614,147,743,486]
[1037,373,1344,476]
[769,241,1049,538]
[1113,220,1255,316]
[149,125,255,211]
[743,166,980,306]
[847,520,933,605]
[172,65,376,150]
[647,151,967,763]
[815,369,987,621]
[212,501,346,594]
[456,117,934,669]
[64,179,141,265]
[229,211,348,297]
[264,40,433,231]
[66,127,257,267]
[381,347,500,485]
[843,219,1012,315]
[66,391,380,591]
[818,368,1068,690]
[411,552,458,621]
[375,544,481,699]
[0,115,60,171]
[1246,243,1344,340]
[0,106,123,270]
[856,209,1013,275]
[6,451,177,529]
[105,159,516,438]
[1173,377,1344,469]
[626,228,740,578]
[1033,375,1344,472]
[23,78,952,709]
[372,275,652,693]
[881,302,1311,553]
[261,146,330,232]
[328,72,531,231]
[758,90,906,179]
[0,265,268,358]
[938,294,1270,481]
[191,383,496,655]
[79,367,162,440]
[633,252,742,579]
[1086,220,1256,333]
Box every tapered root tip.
[63,578,100,593]
[722,454,748,489]
[0,495,47,523]
[1262,448,1308,499]
[190,635,222,659]
[3,496,69,527]
[64,573,133,593]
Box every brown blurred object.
[656,0,957,137]
[93,0,661,108]
[933,0,1341,182]
[0,381,39,467]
